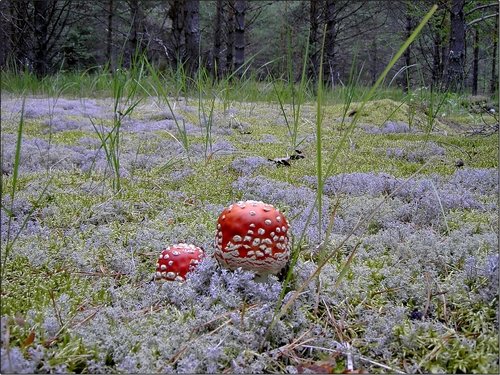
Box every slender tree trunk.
[212,0,223,79]
[446,0,466,92]
[308,0,319,82]
[0,0,10,68]
[33,0,49,77]
[128,0,144,62]
[324,0,336,86]
[234,0,246,77]
[184,0,199,76]
[402,4,412,91]
[432,32,443,88]
[106,0,114,70]
[472,27,479,95]
[225,0,235,75]
[169,0,185,70]
[370,38,378,86]
[491,15,498,94]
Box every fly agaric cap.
[155,243,204,282]
[215,200,291,275]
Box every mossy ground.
[1,93,498,373]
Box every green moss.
[48,130,91,145]
[1,257,101,318]
[393,302,499,374]
[1,91,497,373]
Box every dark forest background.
[1,0,498,95]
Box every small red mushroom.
[155,243,204,282]
[214,200,291,276]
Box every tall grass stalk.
[4,99,25,249]
[1,99,52,279]
[264,4,438,341]
[315,25,327,242]
[273,27,310,150]
[90,55,144,194]
[424,86,449,134]
[145,59,190,157]
[430,180,450,234]
[197,65,216,160]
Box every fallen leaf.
[297,362,335,374]
[21,330,35,348]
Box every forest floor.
[1,94,498,373]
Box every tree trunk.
[0,0,10,68]
[402,4,412,91]
[432,32,443,88]
[446,0,466,92]
[33,0,49,77]
[212,0,223,79]
[308,0,319,82]
[128,0,144,62]
[184,0,199,76]
[234,0,246,77]
[168,0,185,70]
[491,15,498,94]
[324,0,336,86]
[106,0,114,70]
[370,38,378,86]
[472,27,479,95]
[225,0,235,75]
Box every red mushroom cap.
[214,200,291,275]
[155,243,204,282]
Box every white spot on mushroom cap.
[252,238,261,246]
[233,235,242,243]
[249,223,256,228]
[247,230,254,235]
[160,264,167,271]
[264,219,272,225]
[276,216,281,222]
[258,228,265,235]
[166,272,176,279]
[249,210,256,216]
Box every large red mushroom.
[155,243,204,282]
[214,200,291,276]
